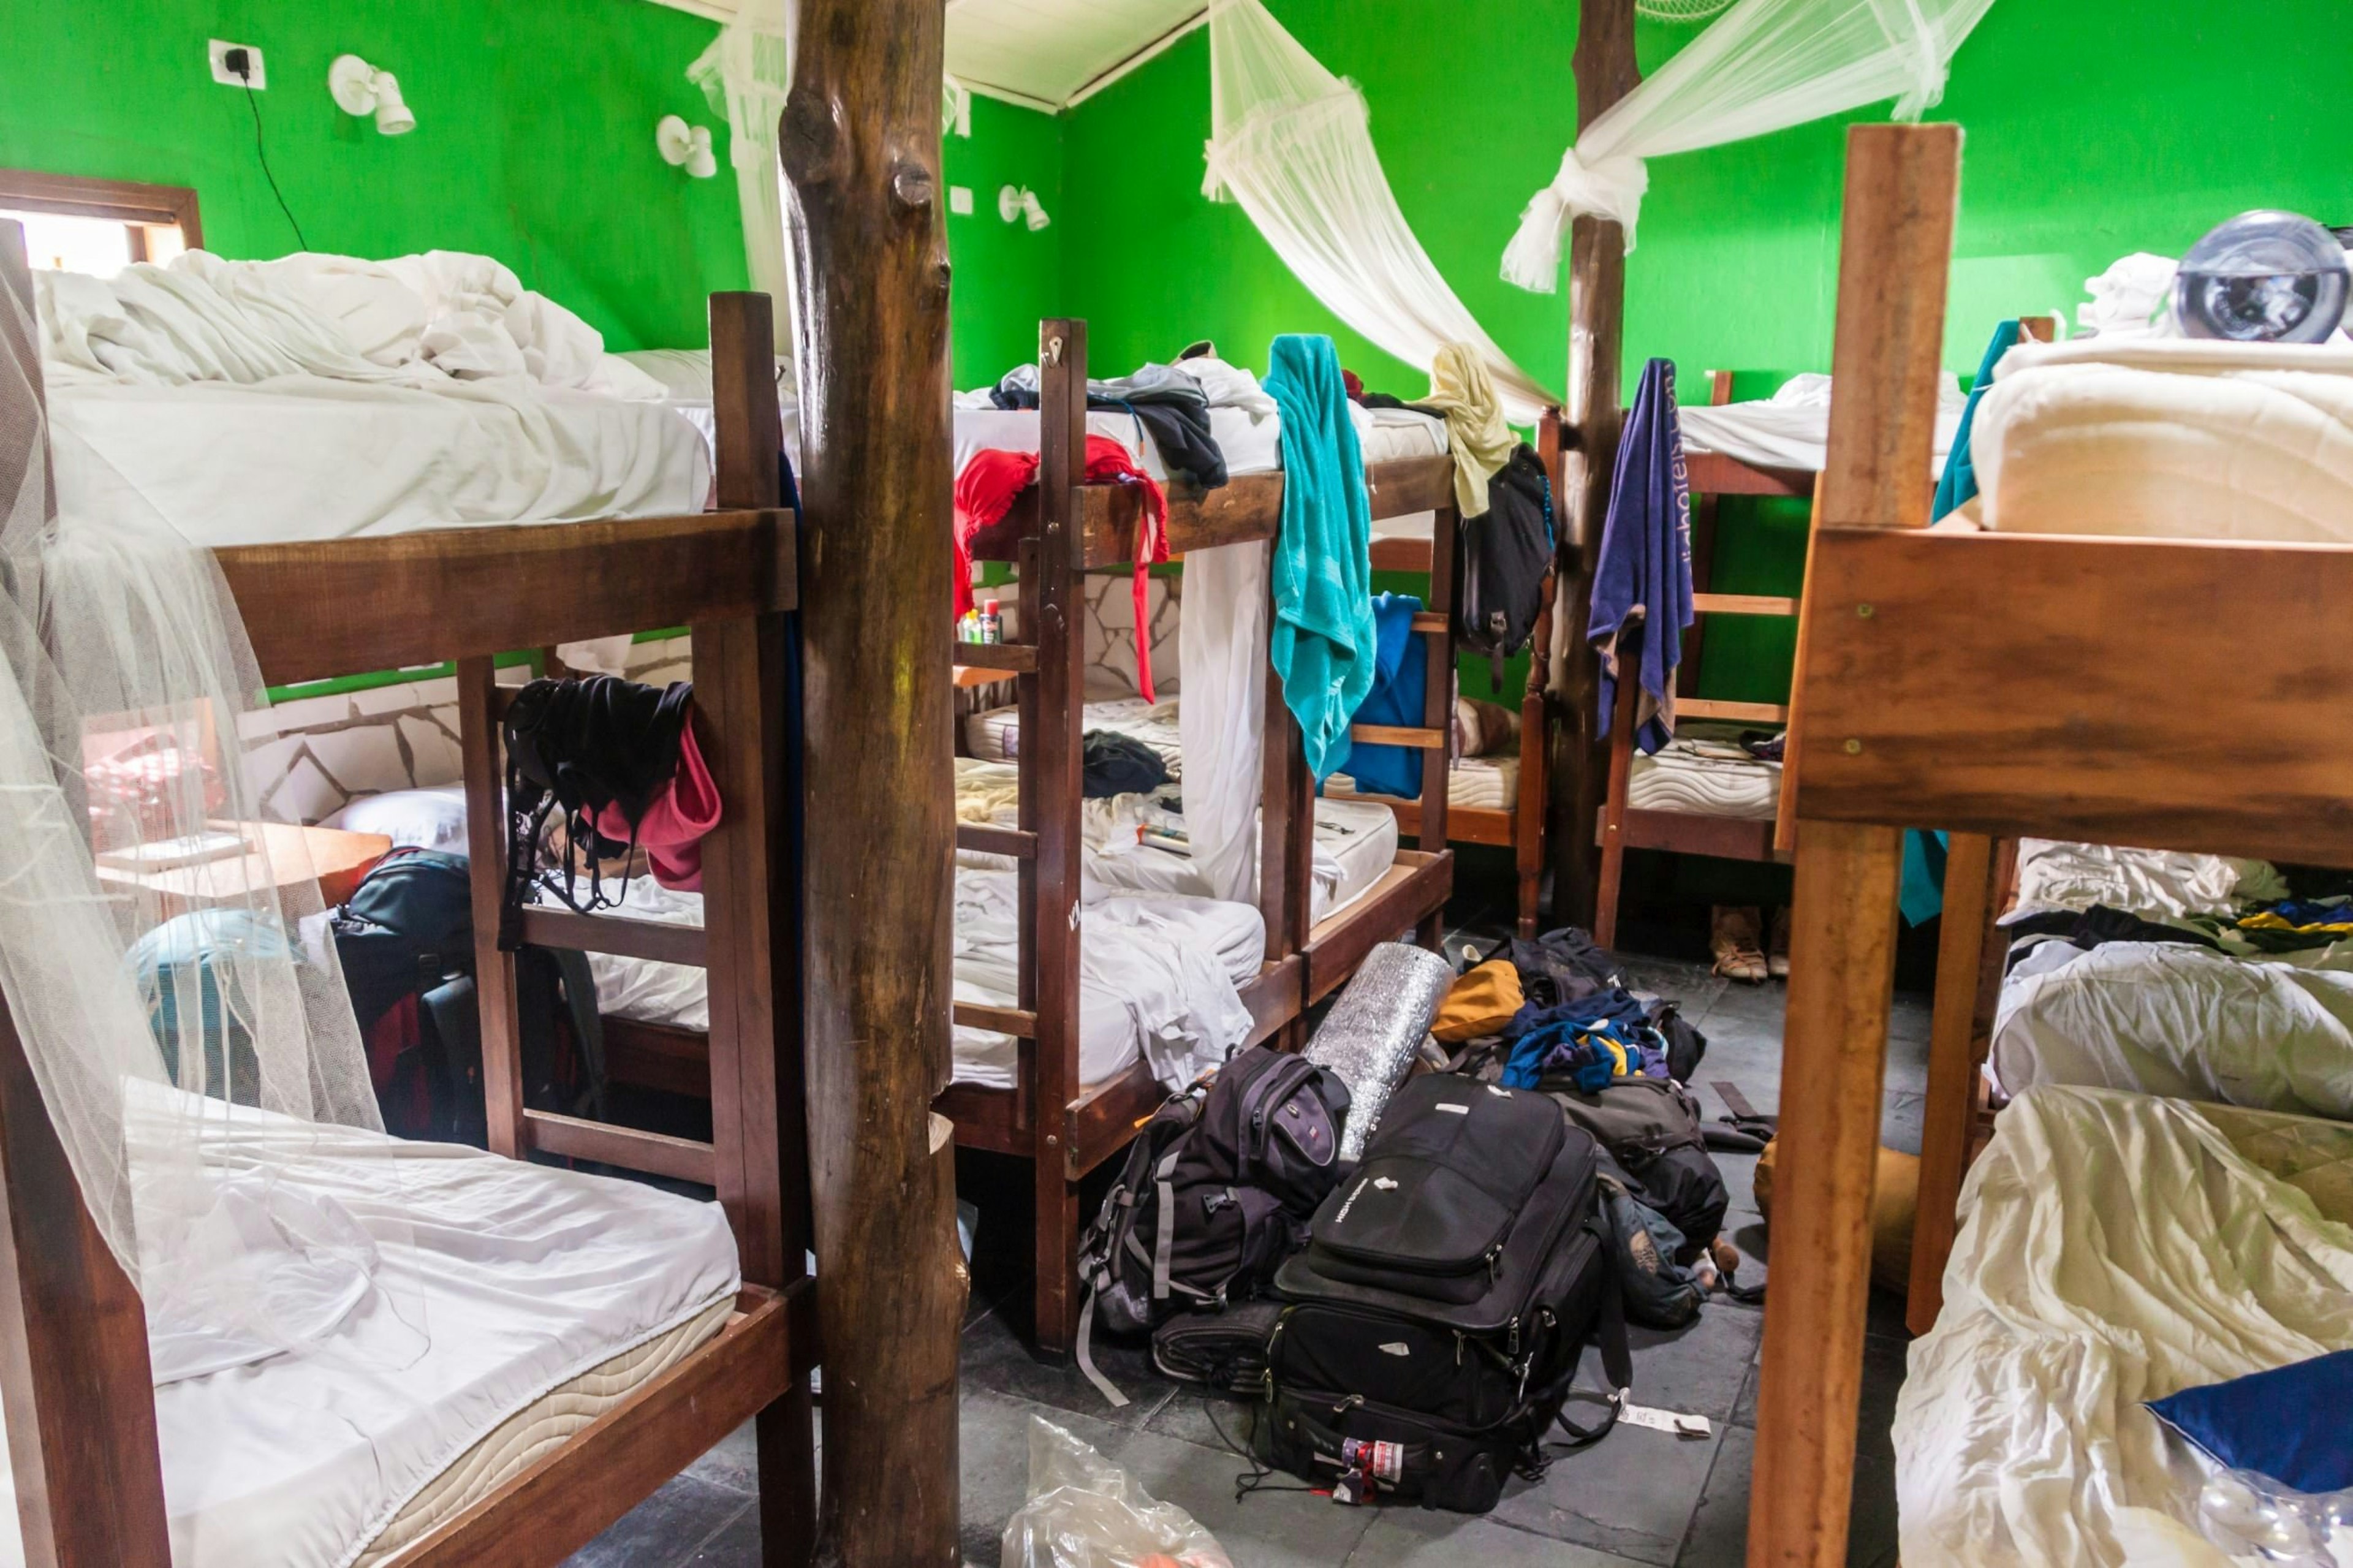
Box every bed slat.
[516,907,710,968]
[521,1110,716,1187]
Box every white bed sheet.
[1676,371,1964,474]
[1988,941,2353,1121]
[0,1100,739,1568]
[1894,1086,2353,1567]
[581,866,1264,1094]
[50,378,711,547]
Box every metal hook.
[1044,334,1064,367]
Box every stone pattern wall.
[241,635,694,824]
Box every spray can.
[979,599,1002,644]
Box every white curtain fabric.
[691,0,798,353]
[1176,540,1269,904]
[0,268,400,1387]
[1203,0,1558,423]
[1501,0,1999,288]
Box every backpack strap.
[1550,1215,1632,1449]
[1152,1143,1184,1301]
[1074,1281,1131,1410]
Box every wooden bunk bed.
[1745,122,2353,1564]
[1592,370,1807,947]
[0,227,819,1566]
[943,317,1458,1355]
[1346,409,1558,940]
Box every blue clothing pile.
[1499,990,1673,1091]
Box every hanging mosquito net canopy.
[1202,0,1559,423]
[1502,0,1999,289]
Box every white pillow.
[322,784,469,855]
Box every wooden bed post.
[701,292,819,1566]
[1262,588,1316,1048]
[1029,320,1088,1356]
[0,221,173,1568]
[1414,504,1459,948]
[1904,828,2003,1336]
[1747,123,1960,1568]
[778,2,966,1561]
[1549,0,1640,930]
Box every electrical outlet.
[949,186,974,216]
[210,40,266,88]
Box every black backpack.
[332,847,605,1142]
[1075,1046,1351,1403]
[1261,1074,1630,1512]
[1455,444,1555,686]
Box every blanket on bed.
[1895,1087,2353,1567]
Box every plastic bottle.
[2172,210,2349,344]
[2197,1466,2353,1564]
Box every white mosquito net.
[1203,0,1559,423]
[1501,0,1999,287]
[692,0,798,352]
[0,255,393,1388]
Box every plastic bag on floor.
[1001,1415,1233,1568]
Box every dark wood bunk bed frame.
[0,235,820,1567]
[1746,123,2347,1564]
[944,318,1460,1355]
[1347,417,1557,941]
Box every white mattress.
[1675,371,1965,475]
[1893,1086,2353,1567]
[50,378,711,546]
[0,1100,740,1568]
[965,695,1184,771]
[1973,337,2353,543]
[1323,754,1519,813]
[1623,722,1781,820]
[354,1296,733,1566]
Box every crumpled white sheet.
[2008,838,2277,923]
[952,866,1259,1092]
[1675,370,1966,473]
[39,249,662,397]
[1895,1086,2353,1567]
[1990,942,2353,1119]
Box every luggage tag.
[1618,1401,1713,1439]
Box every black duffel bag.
[1260,1075,1630,1512]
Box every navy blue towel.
[1588,358,1692,756]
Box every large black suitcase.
[1261,1075,1629,1512]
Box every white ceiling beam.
[1063,7,1207,109]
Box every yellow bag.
[1755,1138,1919,1297]
[1431,960,1524,1043]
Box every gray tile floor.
[570,944,1934,1567]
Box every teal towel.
[1265,333,1375,781]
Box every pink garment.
[593,713,721,890]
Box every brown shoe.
[1768,906,1791,979]
[1711,906,1768,983]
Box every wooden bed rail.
[216,507,796,689]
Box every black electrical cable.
[234,60,309,251]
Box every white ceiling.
[645,0,1207,112]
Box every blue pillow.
[2145,1349,2353,1496]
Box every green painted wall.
[0,1,1064,378]
[945,94,1065,384]
[1054,0,2353,703]
[0,0,749,350]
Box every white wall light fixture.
[998,186,1050,232]
[656,115,718,180]
[329,55,415,136]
